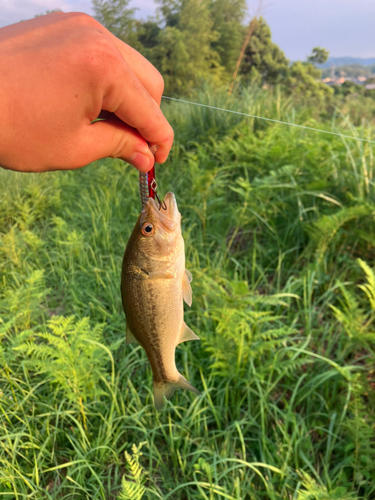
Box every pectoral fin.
[182,269,193,306]
[126,323,138,345]
[177,322,200,345]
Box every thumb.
[75,119,155,172]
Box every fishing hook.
[150,179,167,211]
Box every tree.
[136,21,161,50]
[92,0,138,47]
[34,9,62,17]
[286,45,332,101]
[335,80,364,97]
[153,26,190,94]
[239,17,289,85]
[157,0,181,28]
[307,47,329,65]
[209,0,247,75]
[150,0,222,95]
[91,0,335,100]
[135,20,161,64]
[286,61,333,101]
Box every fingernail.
[131,152,153,172]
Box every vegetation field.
[1,89,375,499]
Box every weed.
[0,89,374,499]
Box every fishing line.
[162,96,375,145]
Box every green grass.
[1,89,375,499]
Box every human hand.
[0,12,173,173]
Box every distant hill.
[318,57,375,68]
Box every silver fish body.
[121,193,200,410]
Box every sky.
[0,0,374,60]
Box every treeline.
[92,0,332,100]
[322,64,375,80]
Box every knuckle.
[64,12,98,27]
[78,35,120,77]
[57,15,118,79]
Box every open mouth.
[160,192,178,222]
[145,192,180,231]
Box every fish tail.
[153,373,201,411]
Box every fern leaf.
[118,443,148,500]
[308,205,372,260]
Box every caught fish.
[121,192,200,410]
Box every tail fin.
[153,373,201,411]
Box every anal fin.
[177,322,200,345]
[126,323,138,345]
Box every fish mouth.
[161,192,179,222]
[143,192,180,231]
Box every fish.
[121,192,200,410]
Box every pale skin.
[0,11,174,173]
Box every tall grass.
[0,89,375,499]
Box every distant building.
[366,83,375,90]
[321,75,368,87]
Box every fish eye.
[141,222,155,236]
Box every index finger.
[92,19,164,106]
[101,54,173,164]
[108,35,164,106]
